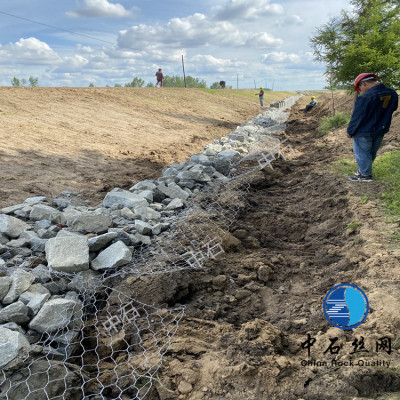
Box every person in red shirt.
[155,68,164,87]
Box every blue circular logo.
[323,283,369,330]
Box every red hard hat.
[354,73,377,92]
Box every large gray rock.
[24,196,47,204]
[61,207,83,225]
[45,236,89,273]
[165,198,184,210]
[0,301,30,324]
[217,150,241,163]
[31,264,51,284]
[88,232,118,252]
[157,183,190,200]
[129,180,157,191]
[103,189,148,209]
[28,298,80,333]
[135,190,154,203]
[0,277,11,302]
[69,212,112,234]
[134,220,153,235]
[0,215,30,238]
[0,327,31,369]
[134,206,161,222]
[91,241,132,271]
[1,204,26,215]
[2,270,35,305]
[19,284,51,315]
[67,270,102,294]
[29,204,61,223]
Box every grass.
[333,150,400,231]
[346,221,362,229]
[373,150,400,215]
[319,112,351,135]
[332,157,357,175]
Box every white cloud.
[0,38,60,65]
[66,0,132,18]
[249,33,283,48]
[213,0,284,21]
[261,51,302,64]
[190,54,247,72]
[55,55,89,72]
[117,13,282,50]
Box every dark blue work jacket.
[347,84,398,137]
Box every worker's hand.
[347,134,353,139]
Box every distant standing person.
[256,86,264,107]
[347,73,398,181]
[155,68,164,87]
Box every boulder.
[103,189,148,209]
[0,327,31,369]
[45,236,89,273]
[28,298,80,333]
[24,196,47,204]
[0,301,30,324]
[0,277,11,302]
[217,150,241,163]
[165,198,184,210]
[134,220,153,235]
[135,190,154,203]
[129,180,157,191]
[0,215,30,238]
[19,284,51,315]
[69,212,112,234]
[134,206,161,222]
[157,183,190,201]
[67,270,102,295]
[91,241,132,271]
[88,232,118,252]
[2,270,35,305]
[29,204,61,223]
[1,204,26,215]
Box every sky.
[0,0,353,90]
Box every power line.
[0,10,115,46]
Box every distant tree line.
[98,76,232,89]
[11,77,39,87]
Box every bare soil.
[2,88,400,399]
[118,93,400,400]
[0,87,288,209]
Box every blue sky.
[0,0,352,89]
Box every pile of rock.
[0,100,298,374]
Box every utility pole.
[182,55,187,88]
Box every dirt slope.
[0,87,291,209]
[115,93,400,399]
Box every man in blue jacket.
[347,73,398,181]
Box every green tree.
[114,83,122,87]
[11,77,20,87]
[163,75,185,87]
[125,77,145,87]
[29,76,39,87]
[89,83,95,87]
[146,82,154,87]
[210,82,222,89]
[310,0,400,89]
[163,75,207,88]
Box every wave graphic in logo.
[323,283,369,330]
